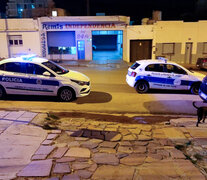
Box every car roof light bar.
[20,54,37,61]
[157,57,168,63]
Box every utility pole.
[5,17,11,58]
[86,0,90,16]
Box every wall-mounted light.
[52,11,57,17]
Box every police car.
[126,58,205,94]
[0,55,90,102]
[199,76,207,102]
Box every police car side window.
[145,64,165,72]
[26,63,53,76]
[4,62,24,73]
[166,64,187,75]
[0,64,5,71]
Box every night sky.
[1,0,207,24]
[53,0,203,24]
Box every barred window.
[9,35,23,46]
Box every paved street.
[0,110,207,179]
[0,64,204,115]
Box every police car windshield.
[42,61,69,75]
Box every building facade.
[127,20,207,64]
[38,16,129,61]
[1,16,207,65]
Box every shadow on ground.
[49,111,182,124]
[143,100,197,115]
[147,89,193,95]
[74,91,112,104]
[1,91,112,104]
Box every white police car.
[0,55,90,101]
[126,58,205,94]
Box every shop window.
[9,35,23,46]
[162,43,175,54]
[203,42,207,54]
[47,31,76,55]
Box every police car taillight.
[131,72,137,77]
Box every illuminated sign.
[42,23,117,30]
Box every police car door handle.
[167,76,172,78]
[147,74,151,76]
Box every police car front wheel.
[58,87,76,102]
[135,81,149,94]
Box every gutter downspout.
[5,17,11,58]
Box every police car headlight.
[71,79,88,86]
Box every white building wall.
[0,19,41,58]
[0,33,9,58]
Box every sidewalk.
[56,59,199,71]
[56,59,129,69]
[0,110,207,179]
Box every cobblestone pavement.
[0,111,207,179]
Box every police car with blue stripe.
[126,58,205,94]
[0,55,90,101]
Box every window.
[42,61,68,75]
[3,62,26,73]
[166,64,187,75]
[25,63,49,76]
[0,64,5,71]
[47,31,76,55]
[9,35,23,46]
[130,62,140,70]
[203,42,207,54]
[162,43,175,54]
[145,64,165,72]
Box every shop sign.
[41,32,46,57]
[42,23,117,30]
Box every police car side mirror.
[43,71,51,77]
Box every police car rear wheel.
[58,88,75,102]
[135,81,149,93]
[0,86,5,99]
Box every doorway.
[77,40,85,60]
[130,40,152,62]
[92,30,123,61]
[185,43,193,64]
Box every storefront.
[38,16,129,61]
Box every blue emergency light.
[20,54,37,61]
